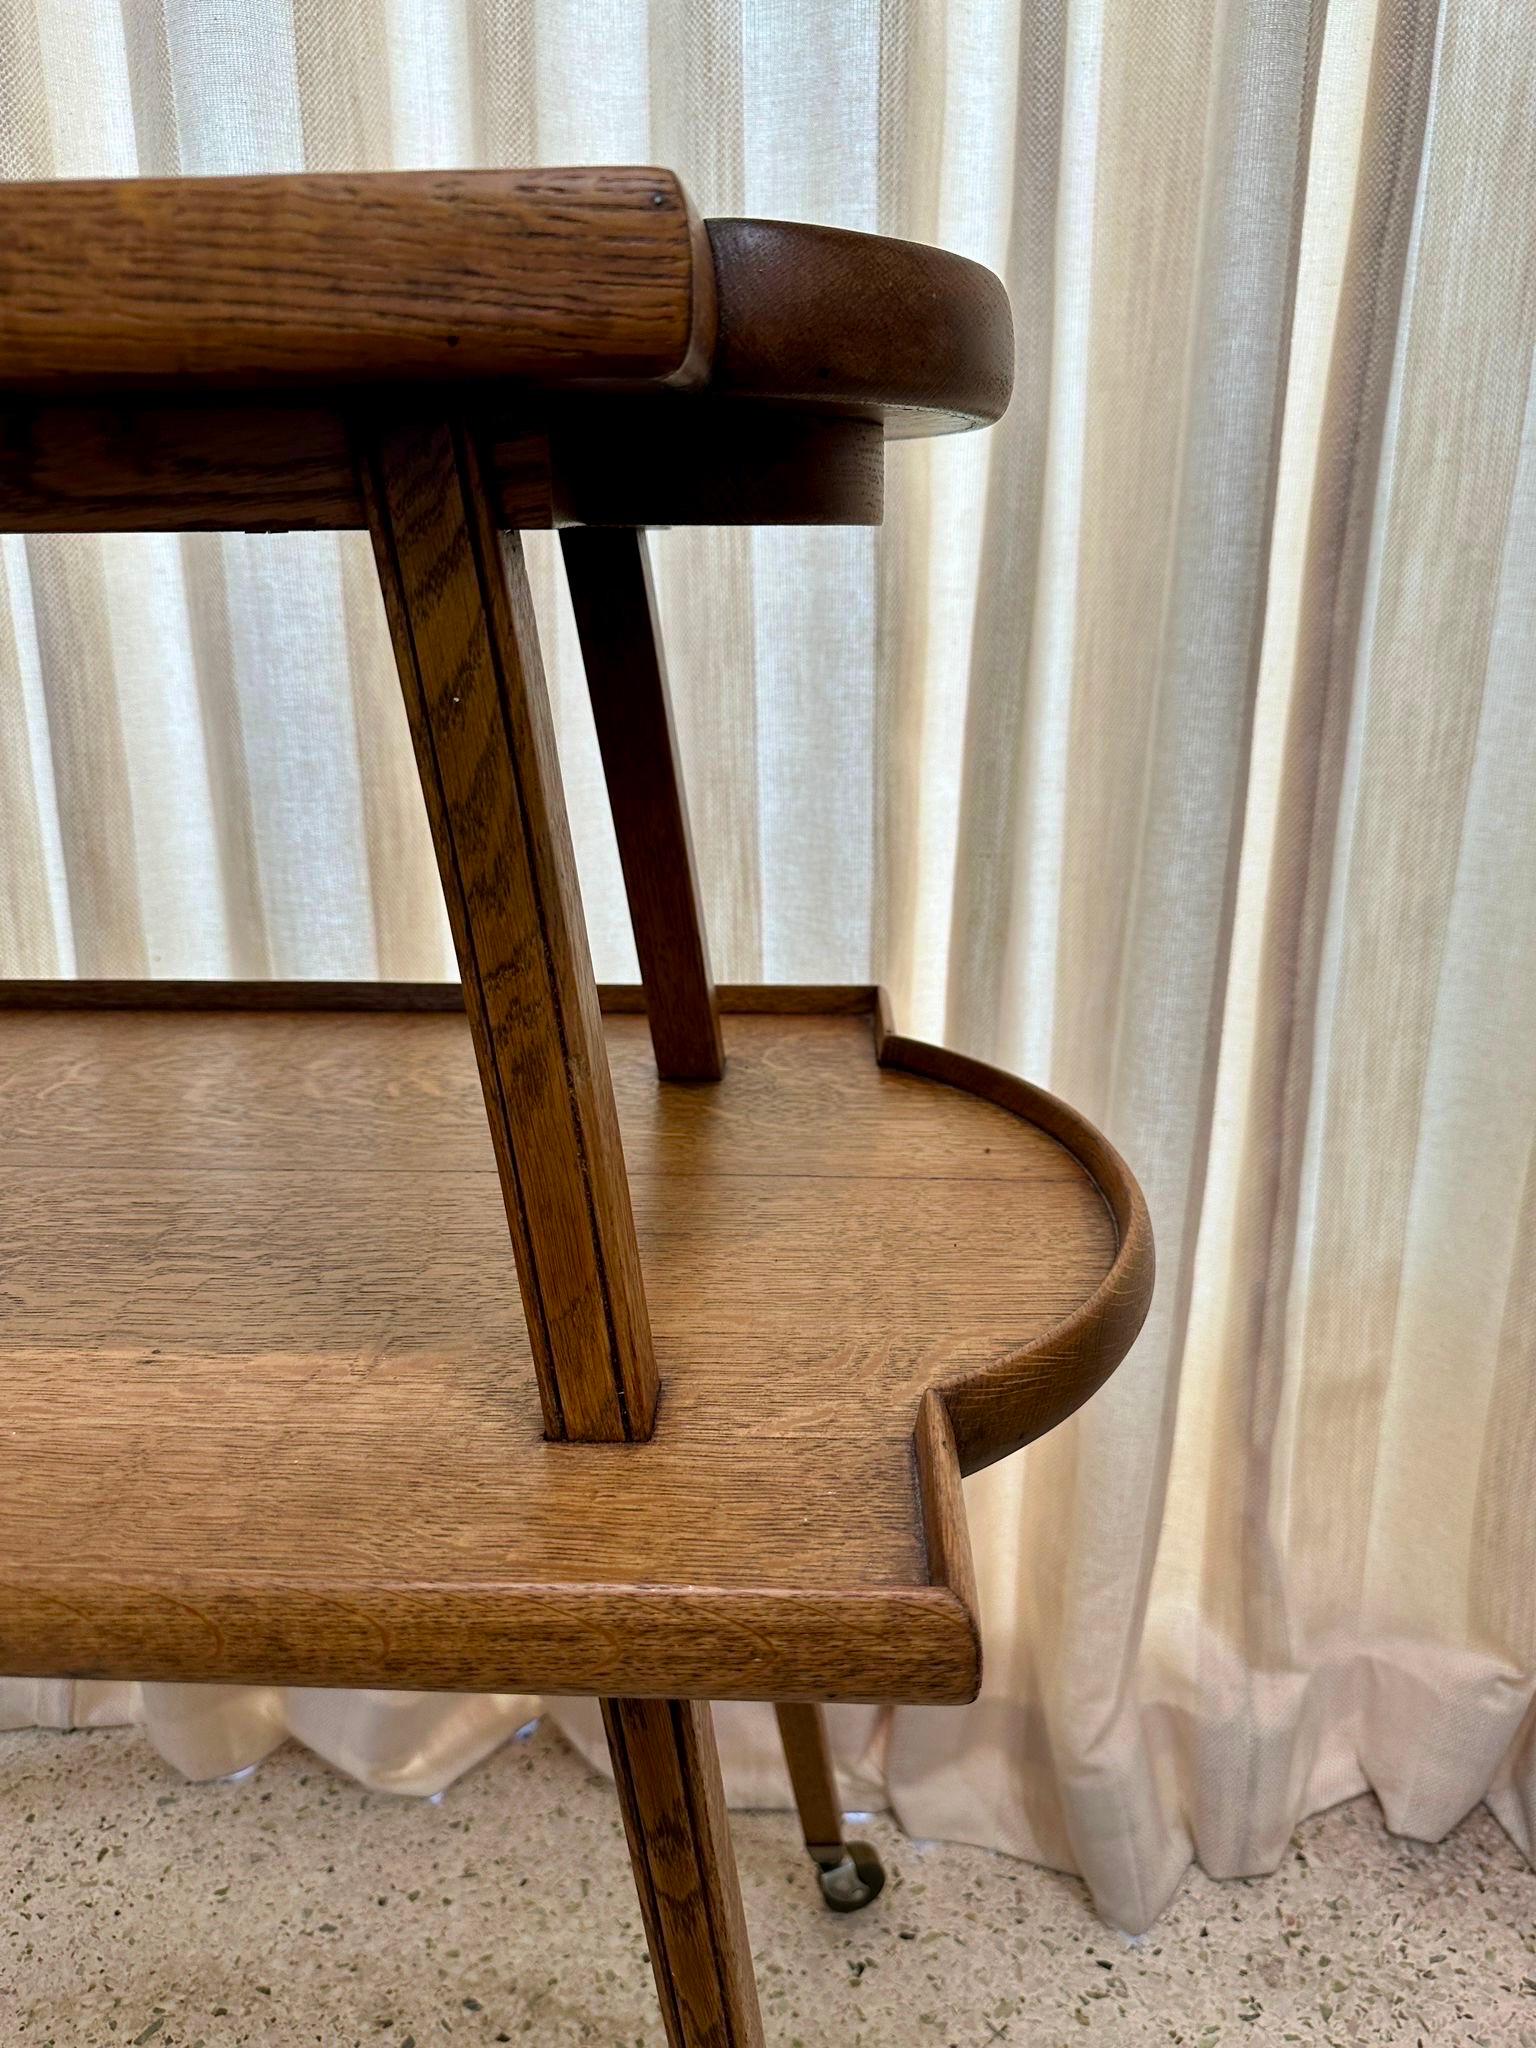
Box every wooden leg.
[775,1701,843,1854]
[561,527,724,1081]
[359,417,657,1443]
[775,1703,886,1912]
[603,1697,764,2048]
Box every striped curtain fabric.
[1,0,1533,1934]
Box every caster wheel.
[815,1841,886,1912]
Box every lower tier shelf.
[0,991,1150,1703]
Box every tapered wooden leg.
[561,527,724,1081]
[603,1697,764,2048]
[775,1702,843,1853]
[775,1703,886,1911]
[359,418,657,1443]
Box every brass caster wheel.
[813,1841,886,1912]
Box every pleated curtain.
[2,0,1533,1936]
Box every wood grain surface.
[0,172,1013,443]
[360,415,656,1445]
[0,1003,1143,1701]
[773,1704,844,1853]
[604,1698,764,2047]
[876,992,1155,1474]
[561,527,723,1080]
[543,398,885,526]
[914,1388,981,1647]
[0,168,713,391]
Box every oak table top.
[0,997,1143,1705]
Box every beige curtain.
[2,0,1534,1936]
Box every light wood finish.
[0,999,1148,1701]
[359,416,656,1444]
[604,1698,764,2048]
[0,168,715,392]
[876,992,1154,1475]
[914,1389,981,1628]
[562,527,723,1080]
[774,1704,844,1856]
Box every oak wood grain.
[0,172,1013,442]
[774,1704,844,1854]
[0,168,713,392]
[877,991,1155,1474]
[0,978,472,1012]
[359,415,656,1443]
[915,1388,980,1642]
[562,527,723,1080]
[604,1698,763,2047]
[0,1002,1141,1701]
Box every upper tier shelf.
[0,991,1149,1705]
[0,167,1013,435]
[0,167,1014,534]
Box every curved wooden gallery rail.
[871,991,1154,1479]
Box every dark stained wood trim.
[561,527,723,1080]
[0,979,472,1012]
[603,1697,764,2047]
[876,990,1155,1476]
[707,217,1013,436]
[359,414,656,1445]
[696,984,878,1015]
[0,396,884,534]
[546,400,883,528]
[0,400,478,535]
[0,979,879,1015]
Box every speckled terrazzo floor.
[3,1720,1533,2046]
